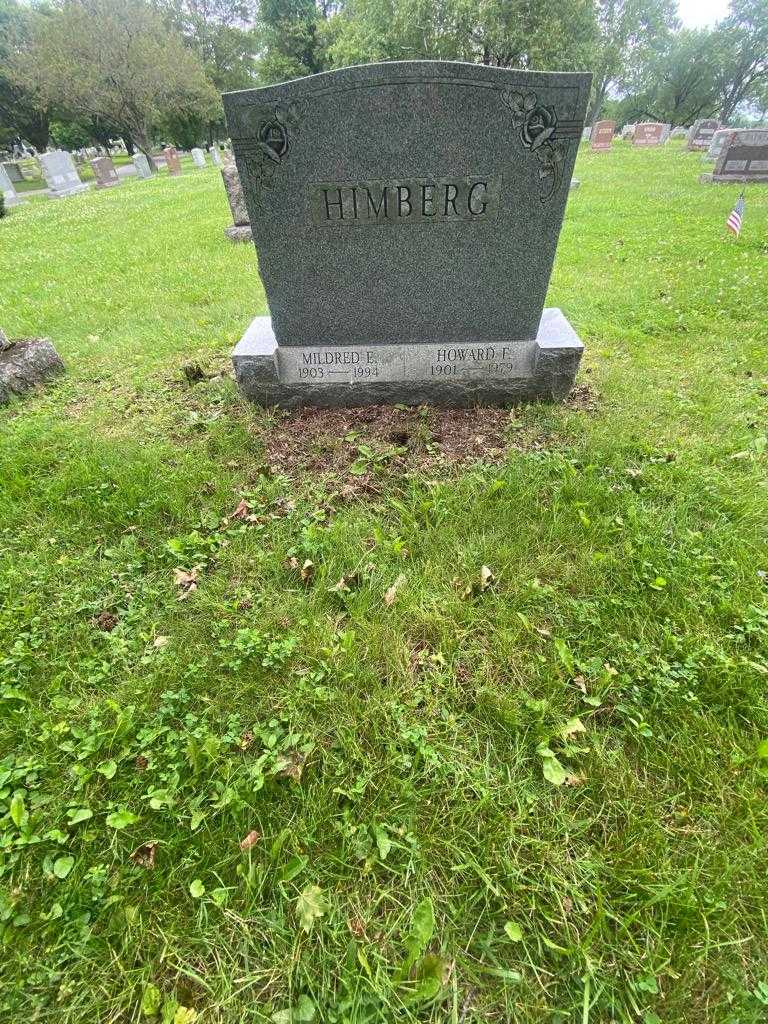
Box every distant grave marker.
[687,119,720,151]
[191,148,206,168]
[133,153,153,179]
[210,148,223,166]
[633,123,664,147]
[163,147,182,176]
[39,150,89,198]
[91,156,120,188]
[221,164,252,243]
[0,164,24,208]
[704,129,731,163]
[590,120,615,152]
[700,130,768,184]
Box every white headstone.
[39,150,89,198]
[191,148,206,168]
[0,164,24,207]
[133,153,152,179]
[210,148,223,166]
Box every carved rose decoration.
[502,90,567,203]
[242,101,302,201]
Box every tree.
[254,0,339,84]
[588,0,678,125]
[0,0,53,151]
[9,0,220,159]
[711,0,768,122]
[158,0,259,94]
[618,29,720,125]
[324,0,597,73]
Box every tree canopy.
[1,0,766,153]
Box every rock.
[224,224,253,243]
[0,337,65,404]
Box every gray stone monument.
[621,124,636,140]
[581,126,591,143]
[223,61,590,407]
[659,123,672,144]
[133,152,153,179]
[2,161,23,183]
[39,150,89,198]
[191,147,206,168]
[0,164,24,208]
[0,330,65,406]
[211,147,223,167]
[704,128,731,163]
[221,165,252,242]
[91,155,120,188]
[700,130,768,184]
[687,118,720,151]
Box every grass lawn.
[1,144,767,1024]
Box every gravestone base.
[0,338,65,405]
[48,182,90,199]
[233,308,583,408]
[224,224,253,243]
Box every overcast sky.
[677,0,731,27]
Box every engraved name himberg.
[310,176,501,227]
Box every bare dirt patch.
[254,404,554,494]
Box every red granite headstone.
[591,120,615,152]
[633,123,664,147]
[163,147,182,176]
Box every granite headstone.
[659,123,672,144]
[581,127,591,142]
[2,162,23,183]
[704,128,731,163]
[621,124,636,140]
[224,61,590,407]
[687,118,720,151]
[191,147,206,168]
[701,130,768,184]
[39,150,89,198]
[0,164,24,208]
[133,152,153,179]
[91,155,120,188]
[590,120,615,152]
[211,147,223,166]
[633,122,664,146]
[221,165,252,242]
[163,147,182,176]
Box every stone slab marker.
[660,123,672,143]
[700,129,768,184]
[704,129,731,163]
[91,156,120,188]
[39,150,89,198]
[581,127,591,142]
[621,124,635,140]
[163,147,182,175]
[223,61,590,407]
[633,123,664,146]
[133,153,153,179]
[0,164,24,208]
[590,120,615,152]
[2,162,23,183]
[191,147,206,168]
[211,148,223,166]
[221,165,252,242]
[687,119,720,151]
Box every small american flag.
[726,192,745,236]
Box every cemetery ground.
[0,142,767,1024]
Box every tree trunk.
[133,127,157,172]
[23,111,50,153]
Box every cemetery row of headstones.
[0,143,233,206]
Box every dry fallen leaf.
[173,567,199,600]
[564,773,585,787]
[153,635,170,649]
[479,565,496,591]
[384,573,407,606]
[572,674,588,695]
[129,842,157,869]
[134,755,149,771]
[231,497,250,520]
[239,830,261,851]
[300,559,315,583]
[276,750,307,781]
